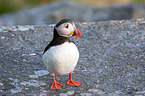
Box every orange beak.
[73,26,81,37]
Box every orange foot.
[67,72,82,86]
[51,75,62,90]
[51,81,62,90]
[67,79,82,86]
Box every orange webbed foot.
[51,81,62,90]
[67,72,82,86]
[51,75,62,90]
[67,79,82,86]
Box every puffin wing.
[43,41,55,54]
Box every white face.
[55,22,75,37]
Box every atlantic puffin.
[42,19,82,90]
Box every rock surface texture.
[0,19,145,95]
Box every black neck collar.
[43,28,71,54]
[53,27,71,43]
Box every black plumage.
[43,26,71,54]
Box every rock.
[0,2,145,25]
[0,19,145,95]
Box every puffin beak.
[72,26,81,37]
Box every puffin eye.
[65,24,69,28]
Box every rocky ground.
[0,19,145,95]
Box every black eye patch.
[65,24,69,28]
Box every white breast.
[42,42,79,75]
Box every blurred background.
[0,0,145,25]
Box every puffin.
[42,19,82,90]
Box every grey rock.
[0,2,145,25]
[0,19,145,95]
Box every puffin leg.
[67,72,82,86]
[50,75,62,90]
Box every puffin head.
[54,19,81,38]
